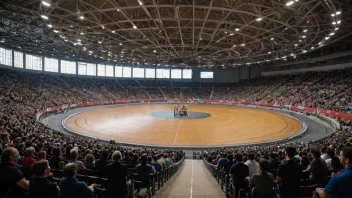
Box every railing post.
[130,180,135,198]
[152,176,156,195]
[157,172,160,190]
[221,171,224,190]
[225,174,228,196]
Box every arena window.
[200,71,213,79]
[123,66,131,78]
[105,65,114,77]
[115,66,123,77]
[156,69,170,78]
[97,64,106,76]
[171,69,182,79]
[14,51,24,68]
[26,54,42,71]
[182,69,192,79]
[44,57,58,73]
[0,47,13,66]
[78,62,88,75]
[87,63,96,76]
[60,60,76,74]
[133,68,144,78]
[145,68,155,78]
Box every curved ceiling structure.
[0,0,351,67]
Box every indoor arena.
[1,0,352,198]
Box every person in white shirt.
[320,147,328,160]
[325,148,335,170]
[245,153,259,177]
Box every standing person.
[59,163,96,198]
[276,147,302,198]
[106,151,128,198]
[30,160,60,198]
[315,147,352,198]
[249,158,275,197]
[0,147,30,198]
[230,153,249,198]
[245,153,259,177]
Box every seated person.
[230,153,249,198]
[106,151,128,198]
[30,160,60,198]
[135,154,156,194]
[0,147,30,198]
[307,149,327,183]
[59,163,96,198]
[249,158,275,197]
[316,147,352,198]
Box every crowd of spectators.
[1,66,352,197]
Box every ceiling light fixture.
[331,13,335,17]
[41,15,49,20]
[335,27,339,31]
[112,31,115,33]
[41,1,51,7]
[119,43,123,45]
[241,43,245,47]
[336,11,341,15]
[232,45,236,47]
[138,0,143,5]
[270,38,274,40]
[286,1,294,6]
[229,33,234,36]
[303,29,308,32]
[332,22,336,25]
[329,32,335,36]
[80,16,84,20]
[80,32,84,35]
[235,28,240,31]
[325,37,330,40]
[47,24,52,28]
[337,20,341,24]
[302,35,306,38]
[53,30,59,33]
[133,25,137,29]
[256,18,262,22]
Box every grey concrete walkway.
[153,159,225,198]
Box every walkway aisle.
[154,159,225,198]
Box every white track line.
[173,120,182,144]
[190,160,194,198]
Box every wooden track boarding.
[65,104,303,147]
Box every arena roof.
[0,0,352,67]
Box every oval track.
[64,104,303,146]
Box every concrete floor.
[153,159,225,198]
